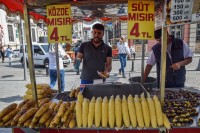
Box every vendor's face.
[155,38,161,44]
[92,29,104,43]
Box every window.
[34,45,43,54]
[31,28,36,42]
[7,25,14,42]
[196,23,200,43]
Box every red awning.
[0,0,47,23]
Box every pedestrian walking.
[0,44,5,63]
[117,35,131,78]
[5,45,13,65]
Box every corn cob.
[153,95,163,126]
[82,98,89,128]
[23,116,33,127]
[0,122,4,127]
[11,108,28,126]
[33,102,51,120]
[140,93,150,128]
[88,97,95,127]
[127,94,137,128]
[69,101,76,110]
[134,95,144,128]
[54,100,63,112]
[21,100,36,110]
[23,94,44,100]
[49,113,61,128]
[17,100,29,109]
[163,113,171,129]
[66,102,71,107]
[49,102,57,110]
[29,121,37,128]
[39,109,54,124]
[61,108,71,123]
[38,98,50,107]
[77,92,84,103]
[19,107,38,124]
[57,102,66,117]
[25,83,50,89]
[76,101,82,127]
[108,95,115,128]
[69,119,76,128]
[147,95,157,128]
[102,96,108,128]
[0,103,17,120]
[95,97,102,128]
[2,108,19,123]
[115,95,122,128]
[26,89,43,95]
[44,112,56,127]
[122,95,130,127]
[4,119,12,127]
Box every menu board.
[165,0,200,25]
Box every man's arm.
[76,52,83,60]
[171,57,192,70]
[143,64,153,83]
[104,57,112,73]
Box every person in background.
[6,45,13,65]
[48,44,67,92]
[117,35,131,78]
[130,45,136,60]
[143,29,193,88]
[0,44,5,63]
[75,23,112,90]
[73,40,82,75]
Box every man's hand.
[97,71,110,79]
[171,62,181,70]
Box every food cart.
[0,0,200,133]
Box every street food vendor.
[74,23,112,89]
[144,29,193,88]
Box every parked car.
[13,49,20,58]
[19,43,71,67]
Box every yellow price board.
[47,4,72,43]
[128,0,154,40]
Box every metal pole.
[130,58,134,72]
[160,27,167,108]
[23,1,38,104]
[19,19,27,81]
[141,40,145,84]
[55,43,61,93]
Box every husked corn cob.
[115,95,122,128]
[38,98,50,107]
[140,93,150,128]
[44,112,56,127]
[127,95,137,128]
[19,107,38,124]
[122,95,130,127]
[102,96,108,128]
[108,95,115,128]
[69,119,76,128]
[57,103,67,117]
[134,95,144,128]
[54,100,63,112]
[61,108,71,123]
[25,83,50,89]
[17,100,29,109]
[77,92,84,103]
[95,97,102,128]
[49,102,57,110]
[0,103,17,120]
[66,102,71,107]
[2,108,19,123]
[163,113,171,129]
[88,97,95,127]
[76,101,82,127]
[49,113,61,128]
[21,100,36,110]
[0,122,4,127]
[4,119,12,127]
[39,109,54,124]
[82,98,89,128]
[11,108,28,126]
[23,117,33,127]
[153,95,163,126]
[147,95,157,128]
[34,102,51,119]
[29,121,37,128]
[69,101,76,110]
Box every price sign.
[128,0,154,40]
[47,4,72,43]
[170,0,193,22]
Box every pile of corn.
[23,83,53,101]
[0,98,76,128]
[76,93,171,129]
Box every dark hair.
[154,29,162,39]
[92,23,104,31]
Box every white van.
[19,43,71,67]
